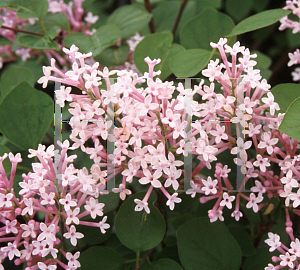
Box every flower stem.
[172,0,189,35]
[39,19,47,33]
[0,25,44,36]
[143,0,155,33]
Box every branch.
[0,25,44,36]
[143,0,155,33]
[172,0,189,36]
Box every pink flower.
[231,210,243,221]
[279,252,296,268]
[134,199,150,214]
[137,95,159,116]
[1,243,20,260]
[261,92,280,115]
[63,225,84,246]
[55,86,72,107]
[99,216,110,234]
[84,12,99,24]
[59,193,77,211]
[112,184,132,200]
[37,223,56,245]
[5,220,18,234]
[210,124,228,143]
[166,193,182,210]
[37,262,57,270]
[201,176,218,195]
[84,197,104,219]
[253,154,270,172]
[66,251,81,268]
[66,208,80,225]
[265,232,281,252]
[246,193,263,213]
[139,169,162,188]
[220,192,235,209]
[231,137,252,159]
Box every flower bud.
[286,226,293,234]
[15,208,22,215]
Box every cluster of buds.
[0,141,110,270]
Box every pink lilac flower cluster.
[0,141,110,270]
[185,38,300,223]
[264,209,300,270]
[36,38,300,224]
[0,0,99,69]
[279,0,300,81]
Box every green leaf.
[13,60,44,82]
[18,34,60,51]
[0,65,34,99]
[0,81,53,149]
[79,246,126,270]
[22,13,70,34]
[227,9,291,37]
[170,48,211,77]
[140,258,183,270]
[243,247,275,270]
[108,5,152,39]
[225,0,253,21]
[228,227,256,257]
[180,7,234,50]
[143,1,196,39]
[194,0,221,12]
[64,24,121,57]
[0,20,2,27]
[177,217,242,270]
[115,191,166,252]
[254,51,272,69]
[0,0,49,19]
[134,32,185,80]
[94,44,129,66]
[278,96,300,141]
[98,192,120,213]
[0,144,12,175]
[271,83,300,114]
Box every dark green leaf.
[278,96,300,141]
[177,217,242,270]
[22,13,70,33]
[115,191,166,252]
[228,227,256,257]
[180,7,234,50]
[227,9,291,37]
[134,32,185,80]
[0,65,34,99]
[0,0,49,19]
[140,258,183,270]
[64,24,121,57]
[194,0,221,12]
[95,44,129,66]
[79,246,126,270]
[0,81,53,149]
[254,51,272,69]
[271,83,300,114]
[170,49,211,77]
[108,5,152,39]
[18,34,60,51]
[243,247,275,270]
[225,0,253,21]
[0,144,11,175]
